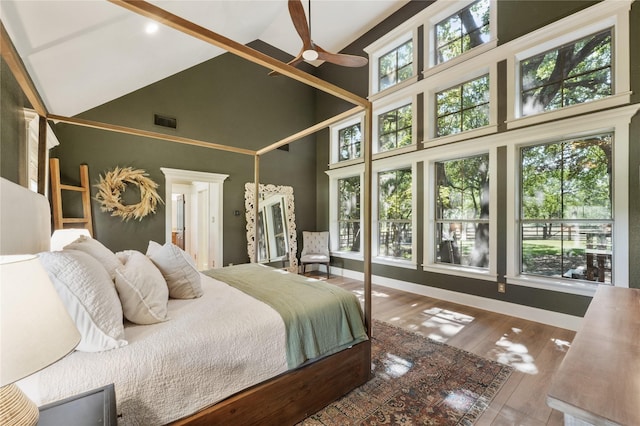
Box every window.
[435,0,490,65]
[520,133,613,284]
[378,103,412,153]
[379,40,413,91]
[338,176,361,252]
[338,123,361,162]
[436,74,489,137]
[520,29,612,117]
[435,154,490,269]
[377,168,412,260]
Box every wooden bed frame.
[1,1,375,424]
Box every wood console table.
[547,286,640,425]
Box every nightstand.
[38,384,117,426]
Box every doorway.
[161,168,228,270]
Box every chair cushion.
[300,231,329,257]
[300,254,330,263]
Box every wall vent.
[154,114,177,129]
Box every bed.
[1,177,371,425]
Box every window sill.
[424,124,499,148]
[372,257,417,270]
[506,92,632,130]
[328,158,363,170]
[505,275,600,297]
[369,75,420,102]
[423,40,498,80]
[373,144,418,161]
[330,251,363,261]
[423,264,494,281]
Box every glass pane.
[521,222,611,284]
[436,16,461,48]
[338,176,361,220]
[397,64,413,82]
[461,104,489,131]
[437,86,461,116]
[563,69,611,107]
[338,221,360,252]
[436,154,489,221]
[397,41,413,68]
[568,30,611,77]
[378,221,412,259]
[521,144,563,220]
[462,75,489,108]
[396,128,412,148]
[378,169,412,221]
[397,105,412,129]
[437,114,460,137]
[437,39,462,64]
[435,221,489,268]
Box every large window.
[338,123,362,162]
[436,74,489,137]
[435,0,490,65]
[379,40,413,91]
[378,168,412,259]
[520,133,613,283]
[435,154,490,268]
[520,29,612,117]
[338,176,361,252]
[378,104,412,153]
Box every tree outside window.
[378,104,412,152]
[520,133,613,283]
[436,74,489,137]
[435,154,489,268]
[435,0,490,65]
[379,40,413,91]
[521,29,612,116]
[378,168,412,259]
[338,176,361,252]
[338,123,361,162]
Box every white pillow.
[146,241,203,299]
[114,251,169,325]
[38,250,128,352]
[63,235,121,280]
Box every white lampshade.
[0,255,80,386]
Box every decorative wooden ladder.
[49,158,93,236]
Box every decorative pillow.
[63,235,121,280]
[146,241,203,299]
[114,251,169,325]
[38,250,128,352]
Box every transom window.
[338,123,362,162]
[435,154,490,269]
[436,74,489,137]
[338,176,361,252]
[520,29,612,117]
[378,104,412,152]
[520,133,613,283]
[379,40,413,91]
[435,0,490,65]
[378,168,412,259]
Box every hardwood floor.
[313,272,576,425]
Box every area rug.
[299,320,513,425]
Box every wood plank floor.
[312,272,576,425]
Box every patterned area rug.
[299,320,513,425]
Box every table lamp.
[0,255,81,426]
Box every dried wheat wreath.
[95,166,164,222]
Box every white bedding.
[18,273,288,425]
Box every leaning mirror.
[245,183,298,271]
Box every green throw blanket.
[204,263,368,368]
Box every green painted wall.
[314,0,638,317]
[51,42,319,264]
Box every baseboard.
[331,266,583,331]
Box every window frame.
[326,164,364,260]
[372,92,418,159]
[505,105,638,295]
[329,113,365,168]
[505,0,632,130]
[422,0,498,78]
[372,154,418,268]
[421,142,497,280]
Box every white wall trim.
[331,266,583,331]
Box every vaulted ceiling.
[2,0,409,117]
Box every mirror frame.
[245,183,298,271]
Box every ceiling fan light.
[302,49,319,61]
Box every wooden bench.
[547,286,640,425]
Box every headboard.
[0,178,51,255]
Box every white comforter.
[19,273,288,425]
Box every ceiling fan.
[282,0,369,70]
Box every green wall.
[50,42,319,264]
[314,0,639,317]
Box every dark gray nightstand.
[37,384,117,426]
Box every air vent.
[154,114,177,129]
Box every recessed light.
[145,22,159,34]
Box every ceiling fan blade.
[288,0,312,50]
[315,45,369,67]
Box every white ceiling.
[2,0,409,117]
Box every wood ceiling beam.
[108,0,369,109]
[257,106,365,156]
[0,22,48,117]
[48,114,257,156]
